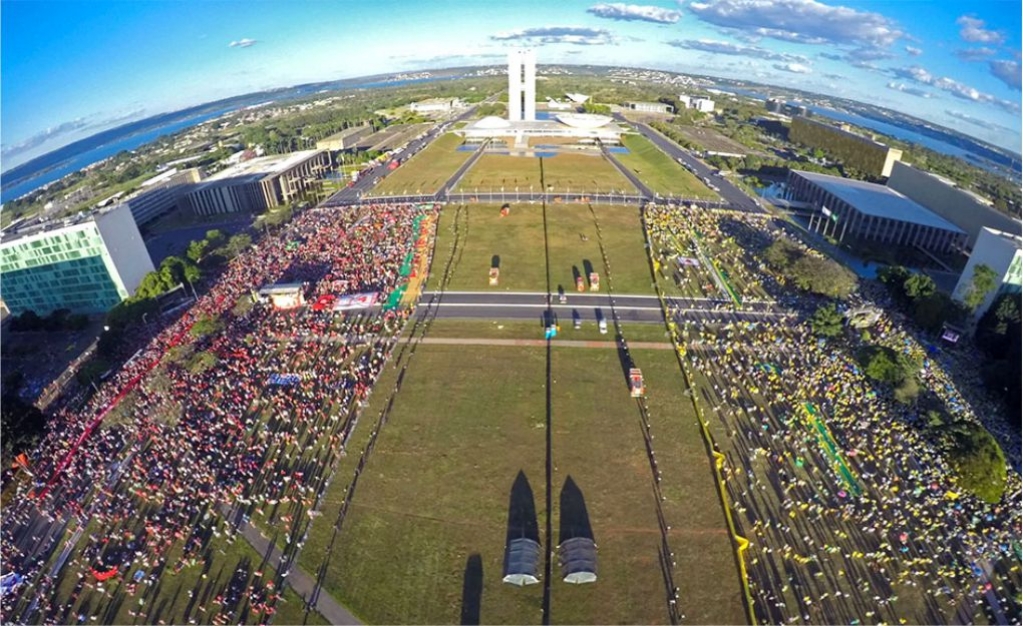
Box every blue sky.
[1,0,1020,169]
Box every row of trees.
[99,229,252,359]
[877,266,970,334]
[0,372,46,472]
[974,293,1022,416]
[8,308,89,333]
[763,238,858,299]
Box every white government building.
[459,50,625,144]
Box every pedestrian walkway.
[230,512,362,625]
[417,336,673,349]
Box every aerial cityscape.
[0,1,1020,625]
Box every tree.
[975,293,1021,358]
[790,256,857,299]
[183,263,201,290]
[810,303,844,338]
[962,263,998,313]
[186,239,209,263]
[763,238,802,270]
[913,292,966,334]
[1,392,46,469]
[903,273,935,301]
[185,350,219,375]
[205,229,225,248]
[943,422,1007,504]
[878,266,911,301]
[222,234,252,258]
[858,345,905,385]
[189,314,224,339]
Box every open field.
[425,204,656,295]
[675,126,749,156]
[302,346,548,624]
[368,133,472,196]
[300,342,745,624]
[455,153,633,195]
[615,134,718,199]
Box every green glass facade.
[1,224,126,315]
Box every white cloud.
[956,16,1004,44]
[687,0,903,48]
[491,26,615,46]
[989,59,1022,91]
[773,62,812,74]
[945,110,1014,133]
[847,47,894,62]
[229,38,258,48]
[885,82,932,98]
[955,47,997,62]
[891,64,1020,113]
[665,38,807,62]
[904,45,922,56]
[588,3,682,24]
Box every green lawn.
[423,319,672,344]
[425,204,656,295]
[300,343,745,624]
[302,346,549,625]
[455,153,634,195]
[616,134,718,199]
[550,346,747,625]
[369,133,474,196]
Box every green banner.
[801,403,861,497]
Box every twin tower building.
[507,49,536,122]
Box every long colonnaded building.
[0,203,155,315]
[790,116,903,178]
[785,170,967,255]
[122,167,203,227]
[185,149,331,216]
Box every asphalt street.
[414,290,792,325]
[615,115,765,214]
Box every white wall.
[953,227,1021,318]
[95,203,156,298]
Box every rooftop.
[792,170,965,233]
[192,150,324,192]
[982,226,1023,249]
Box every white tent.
[558,537,597,584]
[502,538,541,586]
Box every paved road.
[415,290,790,325]
[417,337,673,349]
[144,218,252,265]
[224,510,361,625]
[616,115,765,214]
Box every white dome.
[555,113,612,129]
[474,116,512,129]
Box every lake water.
[1,107,237,203]
[723,88,992,161]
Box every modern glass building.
[0,203,155,316]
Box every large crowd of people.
[2,203,435,624]
[651,203,1020,625]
